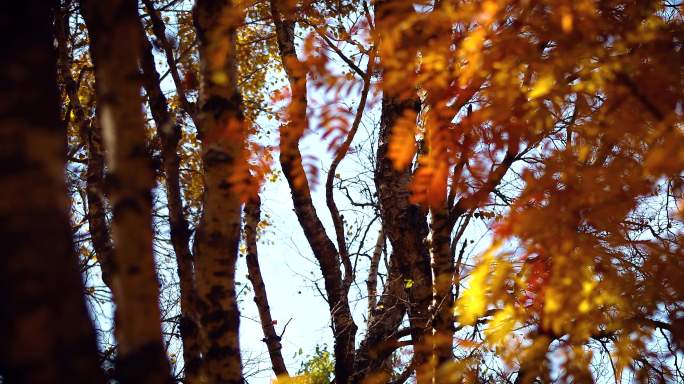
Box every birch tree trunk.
[80,1,170,382]
[192,1,245,381]
[0,2,104,382]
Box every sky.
[75,67,495,383]
[68,3,670,382]
[233,97,498,382]
[67,9,501,378]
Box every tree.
[192,0,247,382]
[1,0,683,383]
[138,0,202,379]
[80,0,171,382]
[0,1,104,382]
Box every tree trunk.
[55,5,116,291]
[352,256,407,383]
[0,2,105,382]
[80,120,116,290]
[80,1,170,382]
[430,207,455,366]
[269,1,357,381]
[138,17,203,383]
[374,2,434,381]
[245,196,289,377]
[192,1,245,382]
[375,94,433,383]
[142,0,199,126]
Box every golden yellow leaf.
[529,74,555,99]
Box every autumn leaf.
[529,74,555,99]
[388,110,418,170]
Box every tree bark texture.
[80,0,171,382]
[375,98,433,383]
[430,206,455,365]
[0,2,105,382]
[192,0,245,382]
[375,2,434,380]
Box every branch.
[310,24,366,78]
[269,1,357,379]
[142,0,198,125]
[325,48,375,293]
[448,149,517,228]
[366,228,385,312]
[389,361,415,384]
[245,196,289,377]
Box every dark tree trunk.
[137,16,203,383]
[373,2,434,380]
[0,2,105,382]
[375,94,433,383]
[269,1,357,381]
[430,207,456,365]
[80,121,116,289]
[245,196,289,377]
[55,4,115,291]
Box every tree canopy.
[1,0,683,383]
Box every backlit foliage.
[50,0,683,382]
[274,345,335,384]
[355,0,684,380]
[296,0,683,380]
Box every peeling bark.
[192,1,245,382]
[245,196,289,377]
[0,2,105,381]
[80,0,170,382]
